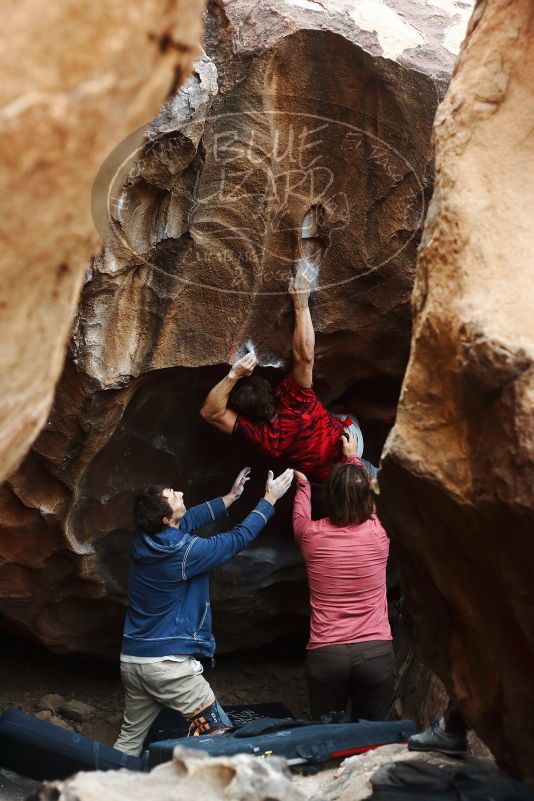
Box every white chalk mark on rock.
[233,339,284,369]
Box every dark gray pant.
[306,640,396,721]
[443,699,469,736]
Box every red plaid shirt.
[233,374,351,483]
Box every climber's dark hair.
[323,462,374,527]
[228,375,277,423]
[133,486,172,534]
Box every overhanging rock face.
[0,0,473,656]
[379,0,534,783]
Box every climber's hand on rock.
[293,470,308,484]
[264,468,294,505]
[230,466,251,500]
[289,260,315,307]
[229,353,257,380]
[341,430,357,458]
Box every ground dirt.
[0,634,495,800]
[0,635,309,745]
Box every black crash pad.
[148,717,416,768]
[0,708,141,782]
[144,701,294,747]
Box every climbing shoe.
[408,720,467,756]
[187,700,233,737]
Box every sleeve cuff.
[256,498,275,520]
[210,497,228,519]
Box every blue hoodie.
[121,496,274,659]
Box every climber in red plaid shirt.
[201,269,377,483]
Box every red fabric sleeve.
[292,481,314,542]
[341,454,364,467]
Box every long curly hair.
[228,375,277,423]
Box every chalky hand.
[229,353,257,380]
[289,260,317,308]
[264,468,294,504]
[230,466,251,500]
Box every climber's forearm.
[292,305,315,387]
[293,306,315,363]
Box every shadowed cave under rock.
[8,364,402,659]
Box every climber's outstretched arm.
[288,268,315,389]
[200,353,257,434]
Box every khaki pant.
[114,658,214,756]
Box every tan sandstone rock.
[379,0,534,784]
[29,744,499,801]
[0,0,206,483]
[34,747,305,801]
[307,744,462,800]
[0,0,473,658]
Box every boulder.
[0,0,473,656]
[37,694,64,714]
[0,0,206,483]
[48,715,74,731]
[33,747,305,801]
[379,0,534,784]
[58,699,98,723]
[308,745,464,801]
[320,749,530,801]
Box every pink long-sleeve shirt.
[292,459,391,650]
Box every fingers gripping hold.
[229,352,257,380]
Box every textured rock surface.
[0,0,473,656]
[307,745,478,800]
[379,0,534,783]
[34,747,305,801]
[0,0,205,483]
[27,745,498,801]
[81,0,473,394]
